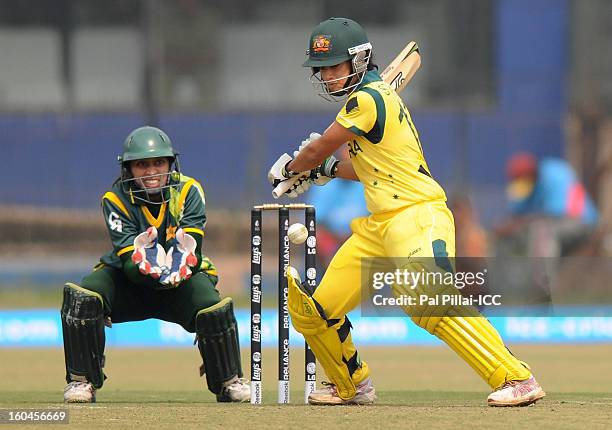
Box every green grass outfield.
[1,345,611,429]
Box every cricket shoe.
[216,377,250,403]
[308,377,376,405]
[487,376,546,407]
[64,381,96,403]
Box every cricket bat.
[272,41,421,199]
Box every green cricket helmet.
[118,126,181,205]
[303,17,372,101]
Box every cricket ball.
[288,223,308,244]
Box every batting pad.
[287,272,360,399]
[434,313,532,389]
[302,328,357,400]
[336,318,370,386]
[391,266,530,389]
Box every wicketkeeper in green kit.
[61,126,249,403]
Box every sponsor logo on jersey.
[166,225,177,241]
[108,212,122,232]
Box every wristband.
[329,160,340,178]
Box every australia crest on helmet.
[311,34,332,54]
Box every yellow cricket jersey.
[335,70,447,214]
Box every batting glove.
[284,175,312,198]
[268,153,299,187]
[293,132,338,186]
[292,132,322,158]
[309,155,339,186]
[161,228,198,287]
[131,226,167,279]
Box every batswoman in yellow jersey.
[268,17,545,407]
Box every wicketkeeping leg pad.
[195,297,243,395]
[61,282,106,389]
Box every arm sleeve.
[101,196,138,257]
[179,182,207,234]
[177,182,206,272]
[335,91,377,135]
[102,194,158,287]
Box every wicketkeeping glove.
[131,226,167,279]
[160,228,198,287]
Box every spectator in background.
[496,152,598,258]
[308,148,368,268]
[494,152,599,307]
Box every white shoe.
[64,381,96,403]
[308,377,376,405]
[487,376,546,407]
[217,377,250,403]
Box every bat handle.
[272,175,306,199]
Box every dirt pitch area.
[1,345,611,429]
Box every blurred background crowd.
[1,0,612,305]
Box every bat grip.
[272,174,307,199]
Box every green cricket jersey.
[99,174,217,281]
